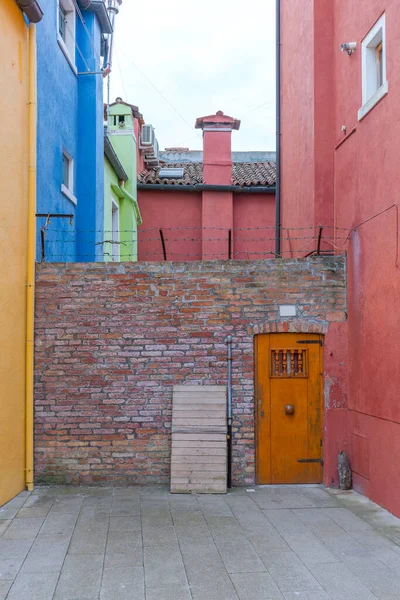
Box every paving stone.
[0,539,32,560]
[1,485,400,600]
[0,580,12,600]
[298,487,341,508]
[249,489,287,510]
[2,517,44,540]
[0,495,28,520]
[294,509,346,536]
[111,497,140,517]
[7,572,59,600]
[196,495,233,517]
[108,516,141,533]
[100,566,145,600]
[16,495,54,518]
[282,531,340,565]
[106,529,143,556]
[275,488,319,509]
[322,508,373,532]
[0,557,24,580]
[38,512,78,537]
[283,592,332,599]
[318,533,373,560]
[144,544,188,589]
[344,557,400,598]
[215,538,266,573]
[0,521,11,537]
[21,534,70,573]
[145,584,192,600]
[205,516,244,540]
[48,495,84,514]
[263,551,323,593]
[264,509,309,535]
[54,553,103,600]
[308,562,377,599]
[189,572,239,600]
[142,524,178,547]
[230,571,284,599]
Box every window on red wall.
[358,13,388,121]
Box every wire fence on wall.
[36,221,353,262]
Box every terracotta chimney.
[195,111,240,185]
[195,111,240,259]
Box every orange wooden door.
[255,333,323,484]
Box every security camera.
[341,42,357,55]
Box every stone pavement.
[1,485,400,600]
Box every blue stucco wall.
[36,1,104,262]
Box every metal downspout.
[26,23,37,492]
[226,336,233,489]
[275,0,281,257]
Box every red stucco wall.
[137,189,276,261]
[233,193,276,259]
[138,191,202,261]
[281,0,400,515]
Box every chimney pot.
[195,111,240,185]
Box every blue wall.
[36,1,104,262]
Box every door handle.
[284,404,295,415]
[260,410,265,417]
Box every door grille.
[270,349,308,378]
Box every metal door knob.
[284,404,295,415]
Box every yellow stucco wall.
[0,0,29,505]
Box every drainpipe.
[25,23,37,492]
[226,336,233,489]
[102,0,121,76]
[275,0,281,257]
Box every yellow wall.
[0,0,29,505]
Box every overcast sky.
[109,0,276,152]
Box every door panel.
[256,333,323,484]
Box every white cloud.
[109,0,276,151]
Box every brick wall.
[34,258,346,486]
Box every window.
[57,0,76,72]
[358,14,388,121]
[61,150,77,205]
[111,201,120,261]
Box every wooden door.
[255,333,323,484]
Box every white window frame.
[61,150,77,205]
[57,0,77,75]
[111,199,120,261]
[358,13,388,121]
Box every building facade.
[103,98,142,261]
[0,0,43,506]
[138,112,276,261]
[36,1,120,262]
[280,0,400,515]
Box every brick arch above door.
[248,320,329,336]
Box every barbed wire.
[41,225,352,233]
[43,236,348,243]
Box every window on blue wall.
[61,150,77,205]
[58,4,66,40]
[57,0,76,70]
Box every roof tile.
[138,161,276,187]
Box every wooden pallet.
[170,385,227,494]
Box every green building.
[104,98,142,261]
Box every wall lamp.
[341,42,357,55]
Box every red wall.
[138,190,276,261]
[281,0,400,515]
[233,193,276,259]
[138,191,202,261]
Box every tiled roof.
[138,162,276,187]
